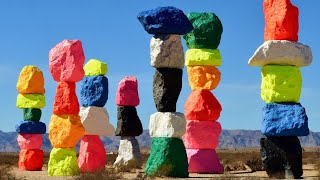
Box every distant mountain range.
[1,130,320,152]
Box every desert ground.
[1,147,319,180]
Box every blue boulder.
[80,76,108,107]
[137,6,193,35]
[262,103,309,136]
[16,121,46,134]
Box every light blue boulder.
[262,103,309,136]
[80,76,108,107]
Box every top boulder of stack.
[49,40,85,82]
[137,6,193,35]
[183,12,223,49]
[116,76,140,106]
[17,65,45,94]
[84,59,108,76]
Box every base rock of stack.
[149,112,186,138]
[16,94,45,109]
[18,149,44,171]
[23,108,42,121]
[145,137,188,178]
[150,34,184,69]
[53,82,80,115]
[78,135,106,173]
[80,76,109,107]
[260,136,302,179]
[48,148,80,176]
[186,149,224,174]
[115,106,143,136]
[16,121,46,134]
[153,68,182,112]
[17,134,42,149]
[262,103,309,136]
[114,137,142,171]
[187,66,221,90]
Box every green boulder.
[48,148,80,176]
[23,108,41,121]
[183,12,223,49]
[145,138,188,178]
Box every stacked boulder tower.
[78,59,115,173]
[113,76,143,171]
[16,66,46,171]
[137,6,193,177]
[182,12,224,174]
[248,0,312,179]
[48,40,86,176]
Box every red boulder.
[53,82,80,115]
[19,149,44,171]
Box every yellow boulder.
[185,49,222,66]
[16,66,45,94]
[83,59,108,76]
[187,66,221,90]
[261,65,302,103]
[49,114,85,148]
[16,94,45,109]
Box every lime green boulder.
[23,108,41,121]
[84,59,108,76]
[185,49,222,66]
[16,94,45,109]
[183,12,223,49]
[145,138,188,178]
[261,65,302,103]
[48,148,79,176]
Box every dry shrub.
[246,158,264,172]
[0,165,24,180]
[75,168,122,180]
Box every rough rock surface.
[153,68,182,112]
[19,149,44,171]
[16,65,45,94]
[16,94,45,109]
[78,135,106,173]
[150,35,184,69]
[17,134,42,149]
[260,136,303,179]
[137,6,193,35]
[16,121,46,134]
[80,76,108,107]
[262,103,309,136]
[116,76,140,106]
[248,40,312,67]
[114,137,142,171]
[261,65,302,103]
[48,148,80,176]
[187,66,221,90]
[264,0,299,41]
[149,112,186,138]
[186,149,224,174]
[115,106,143,136]
[80,107,115,136]
[185,49,222,66]
[49,40,85,82]
[23,108,42,121]
[145,137,189,178]
[184,90,222,121]
[83,59,108,76]
[183,12,223,49]
[53,82,79,115]
[49,114,85,148]
[183,120,222,149]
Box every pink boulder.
[17,134,42,149]
[49,40,85,82]
[116,76,140,106]
[78,135,106,173]
[186,149,224,174]
[183,120,222,149]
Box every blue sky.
[0,1,319,132]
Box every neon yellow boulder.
[48,148,79,176]
[261,65,302,103]
[16,94,45,109]
[185,49,222,66]
[83,59,108,76]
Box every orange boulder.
[18,149,44,171]
[264,0,299,41]
[49,114,85,148]
[53,82,79,115]
[187,66,221,90]
[184,90,222,121]
[16,65,45,94]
